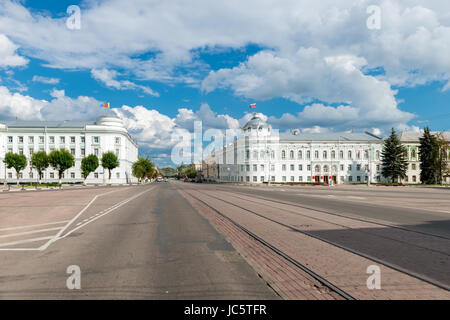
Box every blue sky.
[0,0,449,166]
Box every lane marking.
[39,186,155,250]
[58,187,155,241]
[0,236,54,248]
[0,227,62,239]
[0,220,69,232]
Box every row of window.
[7,171,122,179]
[231,164,381,173]
[7,136,121,145]
[245,149,382,161]
[220,175,382,183]
[6,147,120,158]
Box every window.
[299,176,303,182]
[340,164,344,171]
[281,150,286,159]
[289,150,294,159]
[348,164,352,171]
[290,164,294,171]
[357,176,361,182]
[19,148,23,155]
[331,150,336,159]
[29,149,34,157]
[356,150,361,159]
[411,149,416,159]
[115,137,121,144]
[116,172,120,179]
[18,136,24,143]
[94,173,99,179]
[412,164,416,170]
[323,165,329,173]
[94,148,99,156]
[260,164,265,171]
[290,176,295,182]
[60,136,65,143]
[50,172,54,179]
[81,137,85,143]
[282,164,286,171]
[246,176,250,182]
[323,151,327,159]
[70,148,75,156]
[298,164,303,171]
[340,150,344,159]
[307,165,311,171]
[270,164,275,171]
[298,150,302,159]
[8,172,12,179]
[376,164,380,172]
[349,176,353,182]
[364,150,369,159]
[49,136,55,144]
[71,172,75,179]
[306,151,311,159]
[376,150,380,160]
[314,151,319,159]
[357,164,361,171]
[29,136,34,144]
[39,136,44,144]
[8,136,13,143]
[307,176,311,182]
[93,136,100,144]
[253,176,257,182]
[348,150,352,159]
[282,176,286,182]
[245,150,250,160]
[253,164,257,171]
[246,164,250,171]
[271,176,275,182]
[81,148,85,157]
[412,175,417,182]
[314,165,320,173]
[70,136,75,143]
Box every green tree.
[48,149,75,185]
[81,154,99,184]
[435,132,450,185]
[3,152,27,185]
[101,151,120,183]
[381,128,408,183]
[419,127,439,184]
[31,151,49,184]
[132,157,155,182]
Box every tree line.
[381,127,449,184]
[3,149,120,185]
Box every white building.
[0,115,138,184]
[203,113,385,184]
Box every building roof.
[1,120,94,128]
[398,131,450,142]
[242,113,271,130]
[278,131,382,142]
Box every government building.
[203,113,386,184]
[0,115,138,184]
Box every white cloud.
[91,68,159,96]
[0,33,27,68]
[32,75,60,84]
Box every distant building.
[0,115,138,184]
[398,131,450,184]
[203,113,385,184]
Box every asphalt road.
[0,183,277,299]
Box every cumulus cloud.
[32,75,60,84]
[91,68,159,96]
[0,33,27,67]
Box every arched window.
[340,150,344,159]
[314,151,319,159]
[281,150,286,159]
[331,150,336,159]
[348,150,352,160]
[323,165,329,173]
[298,150,302,159]
[307,151,311,159]
[290,150,294,159]
[411,149,416,159]
[315,165,320,173]
[356,150,361,159]
[323,151,327,159]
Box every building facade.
[203,114,385,184]
[0,115,139,184]
[398,131,450,184]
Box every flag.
[102,102,110,108]
[249,103,256,109]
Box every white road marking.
[0,227,62,239]
[0,220,70,232]
[39,186,155,250]
[0,236,54,248]
[57,187,155,241]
